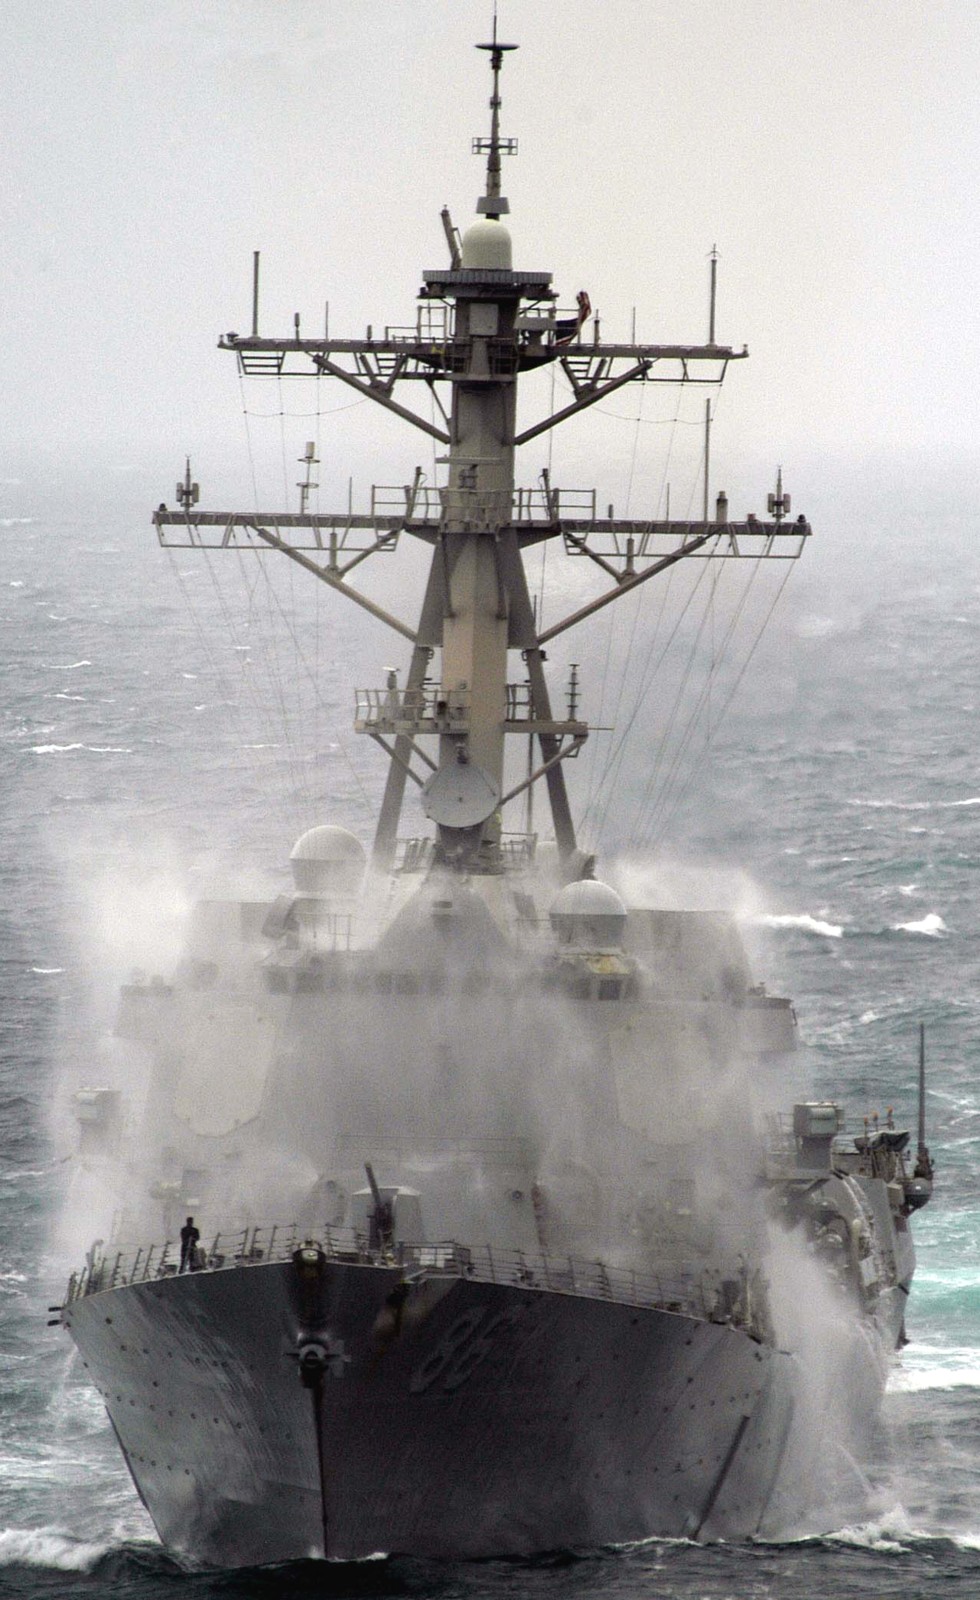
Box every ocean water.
[3,478,980,1600]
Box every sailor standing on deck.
[179,1216,200,1273]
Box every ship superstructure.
[56,34,933,1565]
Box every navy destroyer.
[55,32,934,1565]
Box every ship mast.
[154,40,810,876]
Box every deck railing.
[62,1224,767,1338]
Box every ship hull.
[63,1256,844,1566]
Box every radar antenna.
[474,10,518,218]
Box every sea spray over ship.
[55,837,779,1262]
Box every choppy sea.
[3,472,979,1599]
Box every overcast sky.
[3,1,978,533]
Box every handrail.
[62,1222,769,1338]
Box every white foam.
[31,744,131,755]
[891,1365,980,1393]
[31,967,64,975]
[0,1527,110,1571]
[894,913,946,936]
[823,1507,980,1554]
[847,797,931,811]
[748,913,843,939]
[827,1520,908,1553]
[42,661,91,671]
[891,1344,980,1392]
[847,796,980,813]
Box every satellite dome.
[460,217,513,270]
[289,825,366,895]
[549,879,628,951]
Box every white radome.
[289,825,366,895]
[460,217,513,270]
[549,879,628,951]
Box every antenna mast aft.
[474,20,518,219]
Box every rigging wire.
[161,544,281,821]
[581,381,691,834]
[599,394,732,851]
[582,375,649,823]
[535,358,558,631]
[238,369,261,510]
[192,536,308,836]
[632,541,774,852]
[580,554,683,840]
[593,408,712,428]
[230,371,375,829]
[231,537,316,826]
[277,371,289,502]
[237,394,316,828]
[240,396,367,420]
[643,559,797,853]
[632,567,745,852]
[622,555,722,848]
[235,532,375,820]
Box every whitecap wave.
[31,967,64,975]
[847,796,980,813]
[894,913,946,937]
[891,1364,980,1393]
[822,1508,980,1555]
[847,798,931,811]
[42,661,91,671]
[31,744,131,755]
[825,1518,909,1553]
[747,913,843,939]
[891,1344,980,1392]
[0,1527,110,1570]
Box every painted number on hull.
[409,1305,522,1394]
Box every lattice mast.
[155,37,810,874]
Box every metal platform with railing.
[61,1224,767,1337]
[353,680,584,741]
[393,832,537,874]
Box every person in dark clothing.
[179,1216,200,1273]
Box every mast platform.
[153,508,810,562]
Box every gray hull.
[65,1258,804,1565]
